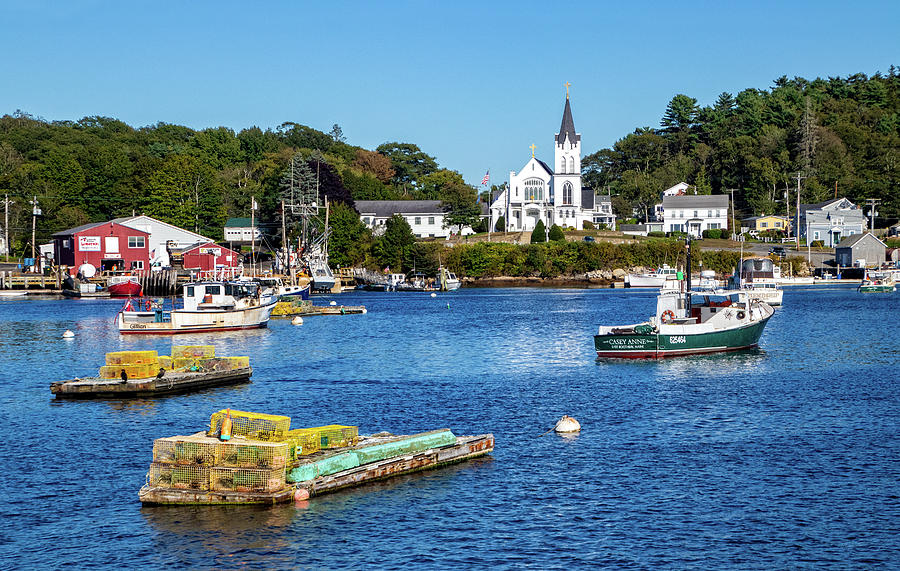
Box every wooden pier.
[50,367,252,399]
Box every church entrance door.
[525,209,541,231]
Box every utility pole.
[281,199,288,277]
[31,196,41,271]
[3,194,12,258]
[725,188,738,241]
[250,196,257,276]
[794,172,806,249]
[865,198,881,233]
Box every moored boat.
[595,287,775,359]
[625,264,679,288]
[437,266,461,291]
[732,258,784,306]
[117,280,277,334]
[107,275,143,297]
[858,271,896,293]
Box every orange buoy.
[294,488,310,501]
[220,409,233,441]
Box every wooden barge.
[138,431,494,506]
[50,367,252,399]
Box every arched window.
[563,182,573,205]
[568,157,575,173]
[524,178,544,201]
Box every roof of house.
[555,97,581,145]
[111,215,213,242]
[173,241,239,255]
[354,200,445,217]
[661,194,729,208]
[51,221,149,237]
[741,215,790,222]
[800,197,857,215]
[225,217,255,228]
[835,232,886,249]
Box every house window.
[708,210,713,217]
[813,231,820,240]
[761,222,768,228]
[128,236,145,248]
[562,182,573,205]
[362,217,370,224]
[130,260,144,270]
[709,223,720,229]
[428,217,435,224]
[775,221,782,228]
[415,217,421,225]
[693,210,698,218]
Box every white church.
[490,88,614,233]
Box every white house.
[223,217,262,245]
[355,200,472,238]
[113,215,215,268]
[654,182,690,220]
[490,89,612,232]
[662,195,729,238]
[797,198,866,247]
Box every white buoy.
[62,330,75,339]
[430,292,437,298]
[329,300,337,306]
[292,316,304,325]
[554,415,581,433]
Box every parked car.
[583,236,596,243]
[769,246,786,259]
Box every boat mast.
[684,235,692,311]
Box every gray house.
[797,198,866,247]
[834,233,886,268]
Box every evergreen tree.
[548,224,565,241]
[531,219,547,243]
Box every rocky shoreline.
[464,269,629,289]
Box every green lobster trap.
[284,429,322,459]
[147,463,209,491]
[217,440,290,469]
[306,425,359,449]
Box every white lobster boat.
[117,280,277,335]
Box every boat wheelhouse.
[625,264,679,288]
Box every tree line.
[1,68,897,272]
[583,69,900,225]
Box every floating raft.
[50,368,252,398]
[271,299,367,317]
[138,429,494,505]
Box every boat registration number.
[669,336,686,344]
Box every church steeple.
[555,93,580,146]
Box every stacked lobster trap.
[144,409,359,495]
[98,346,250,380]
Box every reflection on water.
[2,287,900,568]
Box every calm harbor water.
[1,286,898,569]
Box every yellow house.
[741,215,791,233]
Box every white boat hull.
[118,301,277,334]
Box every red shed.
[52,221,150,275]
[179,241,241,272]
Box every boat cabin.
[655,290,746,326]
[182,281,264,311]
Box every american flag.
[481,170,490,185]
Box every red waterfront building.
[178,241,242,272]
[52,221,150,275]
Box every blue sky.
[1,1,897,188]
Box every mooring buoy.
[329,300,337,306]
[554,415,581,433]
[62,330,75,339]
[292,316,304,325]
[430,292,437,298]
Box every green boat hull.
[595,316,771,358]
[858,285,895,293]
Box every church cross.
[564,81,571,99]
[529,143,537,157]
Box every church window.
[562,182,573,205]
[568,157,574,173]
[524,178,543,201]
